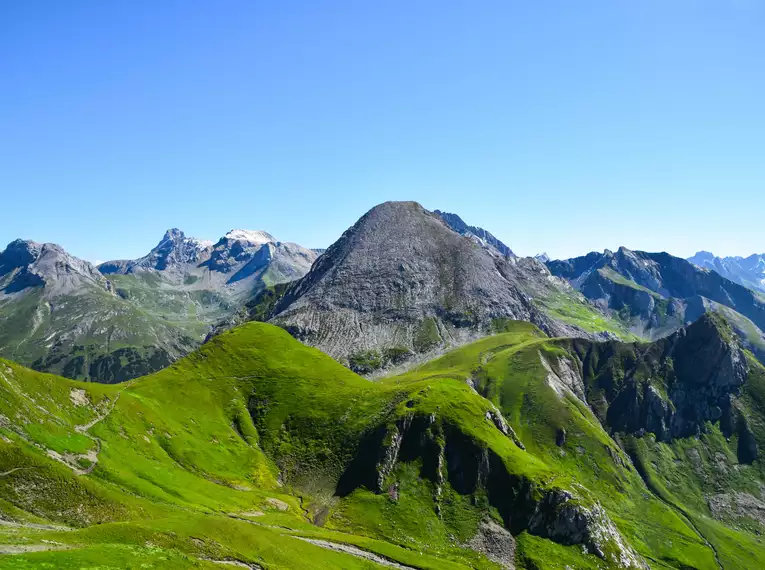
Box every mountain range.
[3,200,765,568]
[0,228,316,382]
[688,251,765,293]
[6,203,765,382]
[546,247,765,363]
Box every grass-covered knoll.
[0,322,543,569]
[1,318,765,568]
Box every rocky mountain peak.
[100,228,213,274]
[1,239,105,295]
[689,250,716,264]
[673,313,747,390]
[433,209,515,257]
[161,228,185,241]
[203,230,276,274]
[150,229,212,270]
[0,239,43,273]
[270,200,584,368]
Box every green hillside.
[1,320,764,568]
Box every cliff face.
[566,314,753,460]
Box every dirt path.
[0,467,37,478]
[0,519,70,532]
[295,537,418,570]
[69,389,126,475]
[0,543,70,554]
[201,559,261,569]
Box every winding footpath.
[71,388,126,475]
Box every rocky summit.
[267,201,621,374]
[98,228,213,274]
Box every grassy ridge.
[0,321,764,567]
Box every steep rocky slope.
[456,313,765,568]
[267,201,628,373]
[689,251,765,294]
[0,229,316,382]
[547,247,765,348]
[5,318,764,568]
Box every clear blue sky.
[2,0,764,262]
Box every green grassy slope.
[0,321,763,568]
[390,326,719,569]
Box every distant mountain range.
[688,250,765,293]
[546,247,765,363]
[0,228,316,381]
[5,201,765,569]
[2,202,764,383]
[433,210,515,257]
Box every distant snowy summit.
[98,227,317,294]
[223,229,275,245]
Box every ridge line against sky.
[2,0,764,262]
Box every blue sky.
[2,1,763,262]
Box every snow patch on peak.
[189,238,213,250]
[224,229,275,245]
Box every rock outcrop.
[333,411,646,569]
[569,314,752,460]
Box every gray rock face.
[270,201,590,368]
[526,489,648,569]
[1,239,107,296]
[203,231,276,274]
